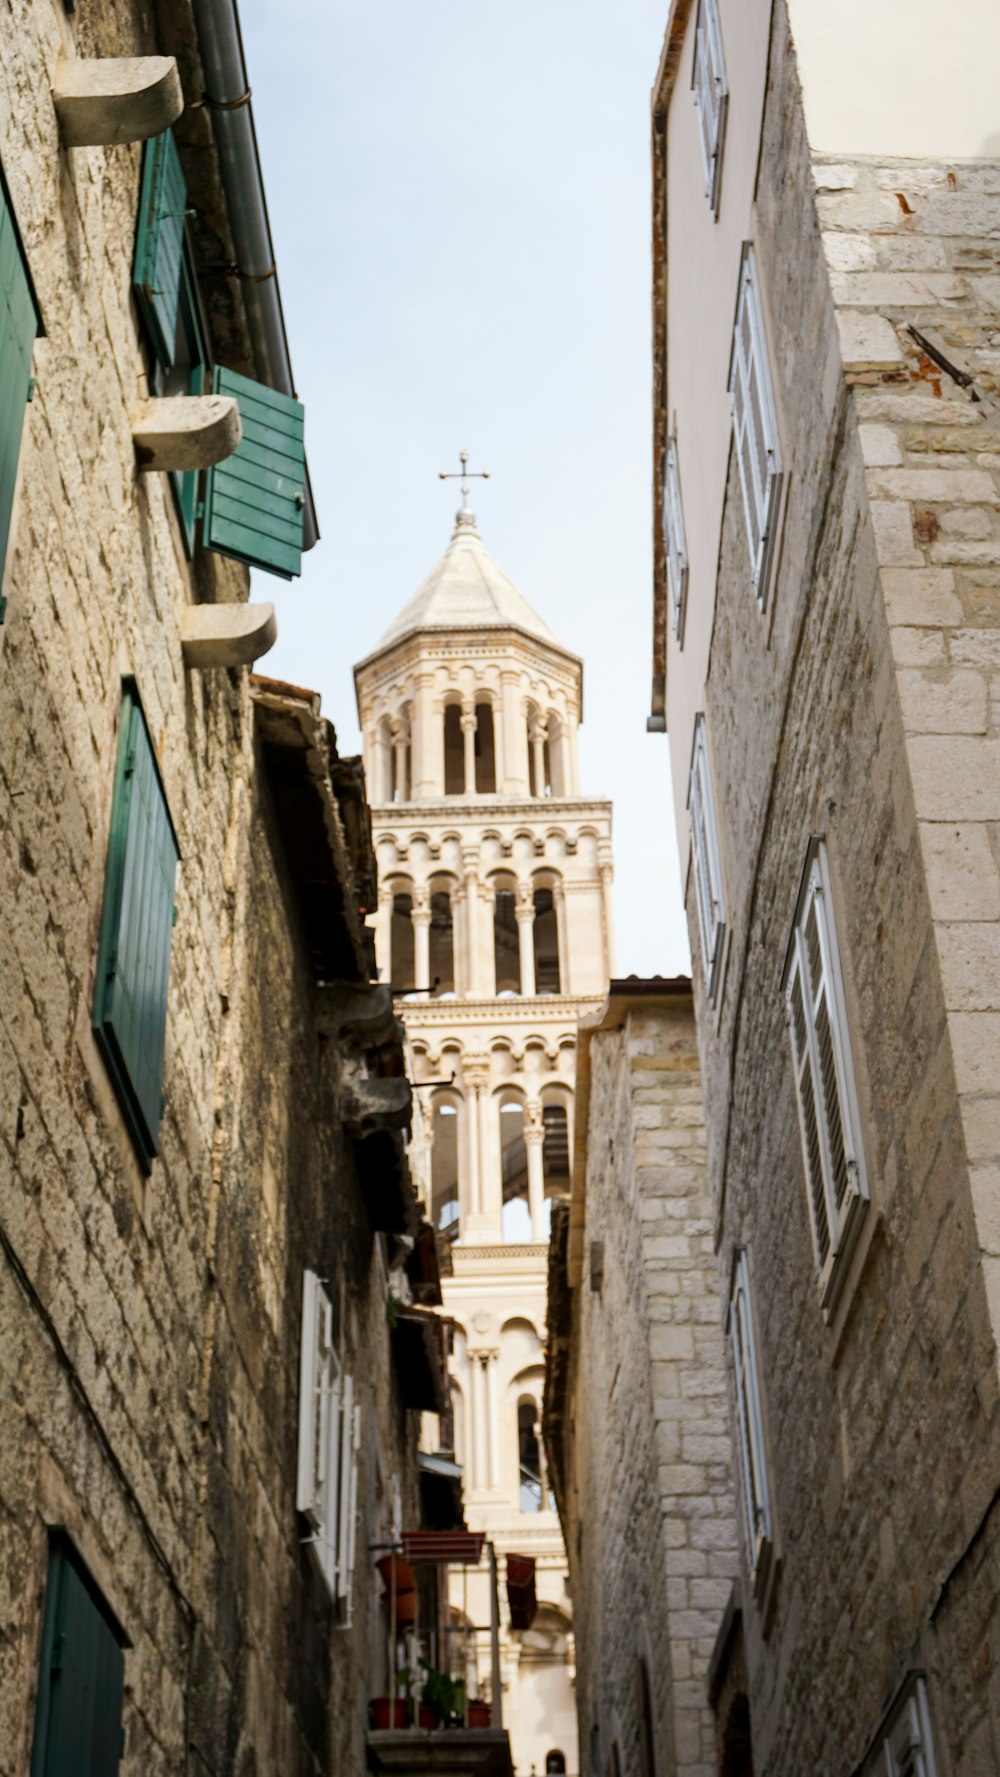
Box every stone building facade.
[650,0,1000,1771]
[355,484,615,1776]
[545,981,739,1777]
[0,7,439,1776]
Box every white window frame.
[663,435,689,643]
[883,1677,938,1777]
[727,1251,773,1586]
[297,1270,362,1609]
[782,844,868,1309]
[691,0,728,217]
[687,716,727,1003]
[729,245,783,607]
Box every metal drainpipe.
[191,0,318,550]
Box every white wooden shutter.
[785,847,866,1291]
[728,1254,772,1570]
[687,718,727,1002]
[730,248,782,605]
[885,1680,937,1777]
[691,0,728,215]
[296,1270,341,1598]
[663,436,689,641]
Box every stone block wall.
[547,990,738,1777]
[679,2,1000,1769]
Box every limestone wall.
[548,993,738,1777]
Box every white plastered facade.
[356,503,613,1777]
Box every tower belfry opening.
[354,468,614,1777]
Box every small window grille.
[730,247,783,606]
[728,1251,772,1579]
[691,0,728,216]
[687,716,727,1003]
[663,436,689,643]
[783,844,867,1301]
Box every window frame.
[727,1251,773,1592]
[31,1531,130,1777]
[729,245,783,609]
[882,1677,938,1777]
[296,1270,362,1612]
[691,0,729,217]
[782,842,868,1309]
[687,715,727,1004]
[663,434,689,644]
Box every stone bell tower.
[354,463,613,1777]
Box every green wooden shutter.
[31,1538,127,1777]
[92,684,180,1173]
[133,130,187,369]
[203,365,305,578]
[0,179,39,599]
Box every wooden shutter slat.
[203,366,306,579]
[133,131,188,369]
[32,1542,126,1777]
[730,250,782,603]
[0,196,38,583]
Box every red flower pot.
[391,1591,417,1626]
[468,1701,491,1728]
[370,1698,408,1731]
[376,1554,416,1595]
[418,1704,438,1730]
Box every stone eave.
[354,624,585,720]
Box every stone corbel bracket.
[180,604,277,671]
[317,983,398,1048]
[53,56,183,148]
[132,396,242,473]
[340,1073,413,1142]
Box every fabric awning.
[401,1530,485,1566]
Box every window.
[883,1679,938,1777]
[546,1755,566,1774]
[518,1398,543,1511]
[663,436,689,643]
[728,1252,772,1585]
[31,1533,129,1777]
[0,167,41,616]
[296,1270,362,1609]
[532,887,561,995]
[134,131,307,579]
[687,716,727,1003]
[730,246,782,606]
[783,843,868,1304]
[691,0,728,216]
[92,682,180,1174]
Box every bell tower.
[354,469,614,1774]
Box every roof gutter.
[191,0,318,551]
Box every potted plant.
[467,1697,491,1728]
[369,1697,408,1731]
[420,1669,458,1728]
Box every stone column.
[515,887,536,997]
[600,853,617,978]
[452,880,467,996]
[529,716,547,799]
[464,860,481,996]
[412,670,437,800]
[375,884,394,984]
[500,670,528,797]
[524,1104,546,1241]
[461,704,477,797]
[484,1351,500,1490]
[468,1354,486,1490]
[412,890,431,991]
[478,1088,502,1238]
[553,880,569,995]
[464,1074,482,1218]
[480,882,497,998]
[390,715,409,804]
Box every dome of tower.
[368,505,571,658]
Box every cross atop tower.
[438,449,490,503]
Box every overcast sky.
[242,0,690,979]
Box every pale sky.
[243,0,690,979]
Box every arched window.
[500,1097,529,1240]
[391,892,415,991]
[546,1755,566,1774]
[533,888,561,994]
[475,700,497,794]
[637,1659,657,1777]
[494,879,521,995]
[429,886,455,996]
[431,1095,461,1241]
[518,1397,542,1512]
[443,704,464,796]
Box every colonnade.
[379,876,569,999]
[427,1086,569,1244]
[368,679,580,805]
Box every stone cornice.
[371,796,612,825]
[401,993,602,1026]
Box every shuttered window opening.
[727,1252,772,1582]
[730,247,782,607]
[663,435,689,643]
[687,716,727,1004]
[297,1270,362,1612]
[31,1533,129,1777]
[133,130,188,371]
[883,1678,938,1777]
[92,683,180,1175]
[203,366,306,579]
[783,844,868,1304]
[0,169,41,613]
[691,0,728,216]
